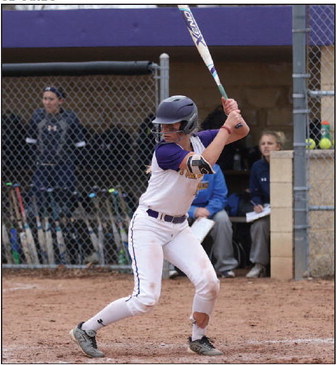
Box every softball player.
[70,95,249,357]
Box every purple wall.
[3,6,333,49]
[3,6,292,48]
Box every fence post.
[159,53,171,279]
[160,53,169,102]
[292,5,310,279]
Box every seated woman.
[246,130,285,278]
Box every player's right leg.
[69,209,168,357]
[69,322,104,358]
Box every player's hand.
[195,207,210,218]
[223,110,244,130]
[221,97,240,115]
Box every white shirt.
[139,134,209,216]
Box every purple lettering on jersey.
[196,130,218,147]
[155,143,189,171]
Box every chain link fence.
[2,60,163,268]
[306,5,334,276]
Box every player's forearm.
[203,109,249,164]
[225,119,250,144]
[201,128,231,166]
[179,112,250,169]
[222,98,250,143]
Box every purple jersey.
[139,131,218,216]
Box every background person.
[246,130,284,278]
[26,86,86,217]
[188,163,238,278]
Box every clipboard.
[246,204,271,223]
[190,217,215,242]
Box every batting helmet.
[152,95,198,135]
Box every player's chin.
[163,135,174,142]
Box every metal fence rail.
[306,5,334,277]
[1,58,167,269]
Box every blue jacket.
[188,164,228,219]
[26,108,85,165]
[249,158,270,205]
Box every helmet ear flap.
[179,121,188,133]
[152,124,162,143]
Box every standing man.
[188,163,238,278]
[70,95,249,358]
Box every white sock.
[82,297,133,332]
[191,323,206,341]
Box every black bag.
[232,239,249,268]
[227,191,253,217]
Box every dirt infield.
[2,268,334,364]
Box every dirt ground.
[2,268,334,364]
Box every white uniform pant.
[82,207,220,332]
[126,207,220,317]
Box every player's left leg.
[163,224,223,355]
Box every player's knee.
[207,277,220,300]
[196,274,220,301]
[126,293,159,315]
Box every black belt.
[146,209,186,224]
